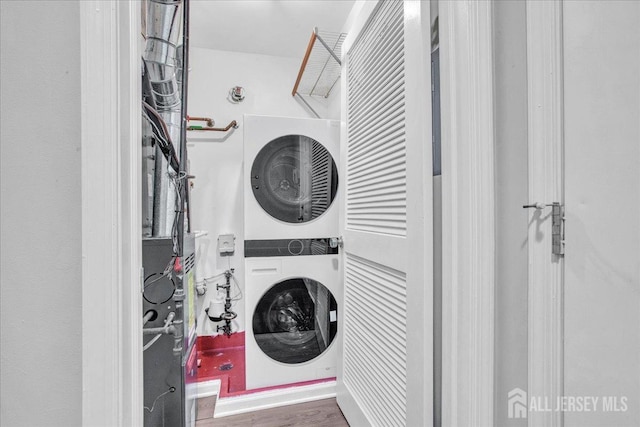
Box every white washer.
[244,114,340,240]
[245,254,341,390]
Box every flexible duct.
[144,0,183,237]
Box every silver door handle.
[329,237,343,249]
[522,202,552,210]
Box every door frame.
[78,0,564,425]
[80,1,143,425]
[525,1,564,426]
[439,1,495,426]
[440,1,565,425]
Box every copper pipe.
[187,120,238,132]
[187,116,214,127]
[292,30,317,97]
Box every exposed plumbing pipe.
[143,311,156,325]
[143,312,176,352]
[187,120,238,132]
[143,311,176,334]
[187,116,215,127]
[204,269,237,337]
[143,325,178,335]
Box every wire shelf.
[292,28,346,99]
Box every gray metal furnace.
[142,234,197,427]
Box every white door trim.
[403,1,434,425]
[525,1,564,426]
[439,1,495,426]
[80,1,143,426]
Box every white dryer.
[244,114,340,240]
[244,253,341,390]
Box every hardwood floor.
[195,398,349,427]
[196,395,217,421]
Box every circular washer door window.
[252,278,338,364]
[251,135,338,223]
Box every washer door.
[252,278,338,364]
[251,135,338,223]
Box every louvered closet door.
[336,1,433,426]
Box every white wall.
[0,2,82,426]
[187,47,332,335]
[563,2,640,425]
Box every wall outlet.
[218,234,235,254]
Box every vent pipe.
[144,0,184,237]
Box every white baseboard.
[214,380,337,418]
[196,379,221,399]
[336,380,371,427]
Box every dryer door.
[251,135,338,223]
[252,278,338,364]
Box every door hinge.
[551,202,565,256]
[523,202,565,256]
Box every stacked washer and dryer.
[243,114,341,390]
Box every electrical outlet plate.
[218,234,235,254]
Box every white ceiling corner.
[189,0,356,58]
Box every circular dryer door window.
[251,135,338,223]
[252,278,338,364]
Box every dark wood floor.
[195,398,349,427]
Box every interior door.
[563,2,640,426]
[336,1,433,426]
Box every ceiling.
[189,0,356,58]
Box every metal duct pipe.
[144,0,183,237]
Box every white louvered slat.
[346,0,406,238]
[348,181,406,200]
[348,55,404,115]
[348,169,405,190]
[348,118,405,157]
[344,252,407,427]
[346,1,403,73]
[348,45,404,113]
